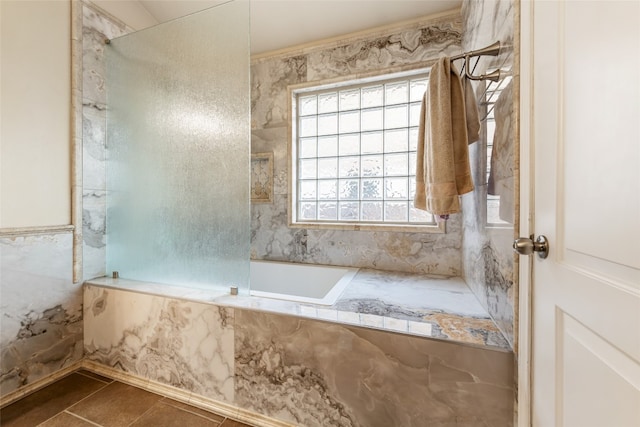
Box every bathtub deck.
[86,269,511,351]
[330,269,510,349]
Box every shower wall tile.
[463,0,514,58]
[235,309,514,427]
[0,234,83,397]
[82,190,107,280]
[460,0,518,347]
[306,17,463,81]
[251,14,465,276]
[82,2,129,108]
[83,285,235,402]
[82,105,106,191]
[251,56,307,129]
[81,2,132,281]
[251,128,289,196]
[251,194,463,275]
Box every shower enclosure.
[105,1,250,293]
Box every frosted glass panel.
[106,1,250,291]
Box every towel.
[488,81,514,223]
[414,57,479,216]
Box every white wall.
[0,0,71,228]
[90,0,157,31]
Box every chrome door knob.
[513,235,549,259]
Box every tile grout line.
[75,370,113,385]
[125,397,163,427]
[62,410,105,427]
[159,399,226,425]
[62,377,114,419]
[33,408,104,427]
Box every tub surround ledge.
[83,281,513,427]
[85,265,510,351]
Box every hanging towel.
[464,78,481,144]
[414,57,480,216]
[488,81,515,223]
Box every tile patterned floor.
[0,370,253,427]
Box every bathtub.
[249,260,359,305]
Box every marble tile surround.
[85,266,510,350]
[84,281,514,426]
[460,0,518,347]
[250,14,467,277]
[251,1,519,348]
[81,1,131,282]
[84,285,235,402]
[0,233,83,397]
[236,310,513,427]
[77,1,519,344]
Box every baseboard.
[0,360,84,408]
[80,360,294,427]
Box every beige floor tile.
[67,381,162,427]
[219,419,253,427]
[38,411,99,426]
[130,401,221,426]
[0,373,108,427]
[160,398,225,423]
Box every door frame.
[517,1,533,426]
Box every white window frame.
[288,68,445,233]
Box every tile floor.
[0,370,253,427]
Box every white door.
[528,1,640,426]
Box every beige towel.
[488,81,514,223]
[414,57,479,216]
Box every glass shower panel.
[106,1,250,292]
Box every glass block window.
[292,72,438,228]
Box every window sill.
[289,220,445,234]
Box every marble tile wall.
[459,0,518,347]
[83,285,235,402]
[236,309,514,427]
[81,2,130,281]
[83,285,514,426]
[250,14,467,276]
[0,233,83,397]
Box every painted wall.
[0,0,71,228]
[250,14,466,276]
[460,0,517,346]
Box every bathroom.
[5,0,635,426]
